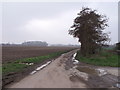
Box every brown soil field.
[2,46,77,63]
[2,46,77,87]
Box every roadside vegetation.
[76,48,119,67]
[2,50,71,75]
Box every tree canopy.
[69,7,110,56]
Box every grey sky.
[118,1,120,42]
[2,2,118,45]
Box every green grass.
[2,50,71,75]
[14,53,60,64]
[76,49,119,67]
[3,63,28,75]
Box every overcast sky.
[1,1,118,45]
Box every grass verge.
[2,50,71,75]
[76,49,119,67]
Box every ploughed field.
[2,46,76,63]
[2,46,77,87]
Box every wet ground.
[6,50,87,88]
[64,51,119,88]
[5,49,119,88]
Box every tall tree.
[69,7,110,56]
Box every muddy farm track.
[5,49,119,89]
[2,46,77,87]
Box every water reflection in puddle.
[76,67,98,75]
[76,66,108,76]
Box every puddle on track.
[76,66,98,75]
[75,66,118,88]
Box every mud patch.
[69,75,81,82]
[76,64,118,88]
[76,66,118,88]
[69,75,90,88]
[115,83,120,88]
[87,75,112,88]
[65,59,74,70]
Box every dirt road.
[7,50,87,88]
[6,49,119,88]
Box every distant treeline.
[22,41,48,46]
[1,41,120,48]
[2,41,48,46]
[1,41,79,47]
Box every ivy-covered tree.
[69,7,110,56]
[116,42,120,50]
